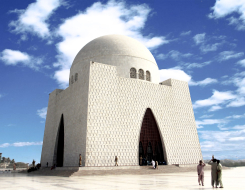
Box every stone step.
[17,164,219,177]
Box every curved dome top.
[72,34,157,66]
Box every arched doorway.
[54,114,64,167]
[139,108,165,165]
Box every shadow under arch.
[138,108,167,166]
[53,114,64,167]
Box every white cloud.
[193,33,206,44]
[54,0,169,88]
[0,141,43,148]
[0,49,30,64]
[159,69,191,83]
[233,125,245,130]
[217,51,244,62]
[200,43,222,53]
[193,33,231,53]
[237,59,245,67]
[222,72,245,108]
[9,0,61,38]
[226,114,245,119]
[157,50,192,61]
[0,143,10,148]
[199,129,245,145]
[227,97,245,107]
[209,0,245,31]
[185,61,210,69]
[196,125,204,129]
[156,53,168,60]
[189,78,218,86]
[228,137,245,141]
[196,119,227,126]
[0,49,43,70]
[185,61,212,69]
[37,107,47,119]
[200,114,214,119]
[196,110,245,130]
[209,105,222,112]
[159,69,217,88]
[193,90,237,109]
[180,30,191,36]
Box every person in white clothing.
[152,159,155,169]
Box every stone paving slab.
[0,167,244,189]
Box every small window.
[75,73,78,81]
[138,69,144,80]
[130,68,136,78]
[71,75,74,84]
[146,71,151,81]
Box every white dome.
[70,35,160,83]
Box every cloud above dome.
[53,0,169,88]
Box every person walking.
[217,160,224,188]
[208,156,218,188]
[152,159,155,169]
[79,154,82,167]
[197,160,205,186]
[115,156,118,166]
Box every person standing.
[32,159,35,168]
[140,156,143,166]
[208,156,218,188]
[217,160,224,188]
[46,162,48,167]
[155,161,158,170]
[79,154,82,167]
[197,160,205,186]
[115,156,118,166]
[13,163,16,171]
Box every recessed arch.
[138,108,167,165]
[138,69,144,80]
[75,73,78,81]
[130,68,136,78]
[146,71,151,81]
[53,114,64,167]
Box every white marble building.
[41,35,202,167]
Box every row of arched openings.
[70,73,78,85]
[130,68,151,81]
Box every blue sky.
[0,0,245,164]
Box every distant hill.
[204,159,245,167]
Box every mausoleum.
[41,35,202,167]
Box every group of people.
[197,155,224,188]
[139,156,148,166]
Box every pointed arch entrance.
[54,114,64,167]
[139,108,165,165]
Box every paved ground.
[0,166,244,189]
